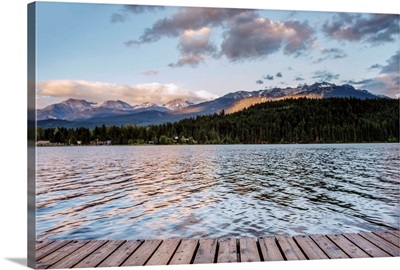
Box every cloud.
[168,55,205,68]
[323,13,399,44]
[129,7,249,44]
[345,79,374,85]
[295,76,304,81]
[263,75,274,80]
[276,72,283,78]
[358,74,399,97]
[220,16,315,60]
[312,70,340,82]
[359,52,399,97]
[141,70,159,76]
[168,27,216,68]
[256,80,264,84]
[178,27,216,55]
[126,7,315,65]
[282,20,315,56]
[346,52,399,97]
[380,51,399,74]
[36,80,218,108]
[123,5,165,14]
[111,5,165,23]
[368,63,383,70]
[111,13,128,24]
[313,47,347,63]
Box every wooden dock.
[35,230,400,269]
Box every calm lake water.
[36,144,399,240]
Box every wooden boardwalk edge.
[35,230,400,269]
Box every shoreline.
[36,141,400,147]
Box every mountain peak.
[134,102,159,109]
[163,99,193,110]
[97,100,133,110]
[61,98,96,107]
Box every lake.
[36,143,399,240]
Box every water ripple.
[36,143,400,240]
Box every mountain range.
[37,82,387,128]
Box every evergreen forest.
[36,98,399,145]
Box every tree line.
[36,97,399,145]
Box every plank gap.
[119,240,145,266]
[189,240,200,264]
[341,235,373,258]
[36,241,55,251]
[372,231,400,248]
[292,236,310,260]
[256,238,264,261]
[358,232,399,257]
[94,240,127,267]
[236,238,241,262]
[142,240,163,266]
[325,235,353,258]
[39,241,90,269]
[71,240,109,268]
[166,239,182,265]
[213,239,219,263]
[274,237,288,261]
[308,235,332,259]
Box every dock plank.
[36,240,88,269]
[146,239,181,266]
[36,240,54,251]
[169,239,198,265]
[276,236,306,260]
[388,230,400,238]
[309,234,349,259]
[51,240,107,269]
[36,240,72,261]
[97,240,143,267]
[122,239,162,266]
[327,234,370,258]
[239,238,260,262]
[293,235,328,260]
[34,229,398,267]
[258,236,284,261]
[372,231,400,248]
[343,233,390,258]
[193,238,217,264]
[217,238,237,263]
[73,240,125,268]
[359,232,400,257]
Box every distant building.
[90,140,112,146]
[36,140,50,146]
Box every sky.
[35,2,399,108]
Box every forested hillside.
[37,98,399,145]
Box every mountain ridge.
[37,82,388,128]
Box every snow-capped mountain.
[37,99,96,120]
[163,99,193,110]
[132,102,170,113]
[37,82,386,127]
[96,100,133,110]
[38,99,176,120]
[133,102,159,109]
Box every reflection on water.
[36,144,400,240]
